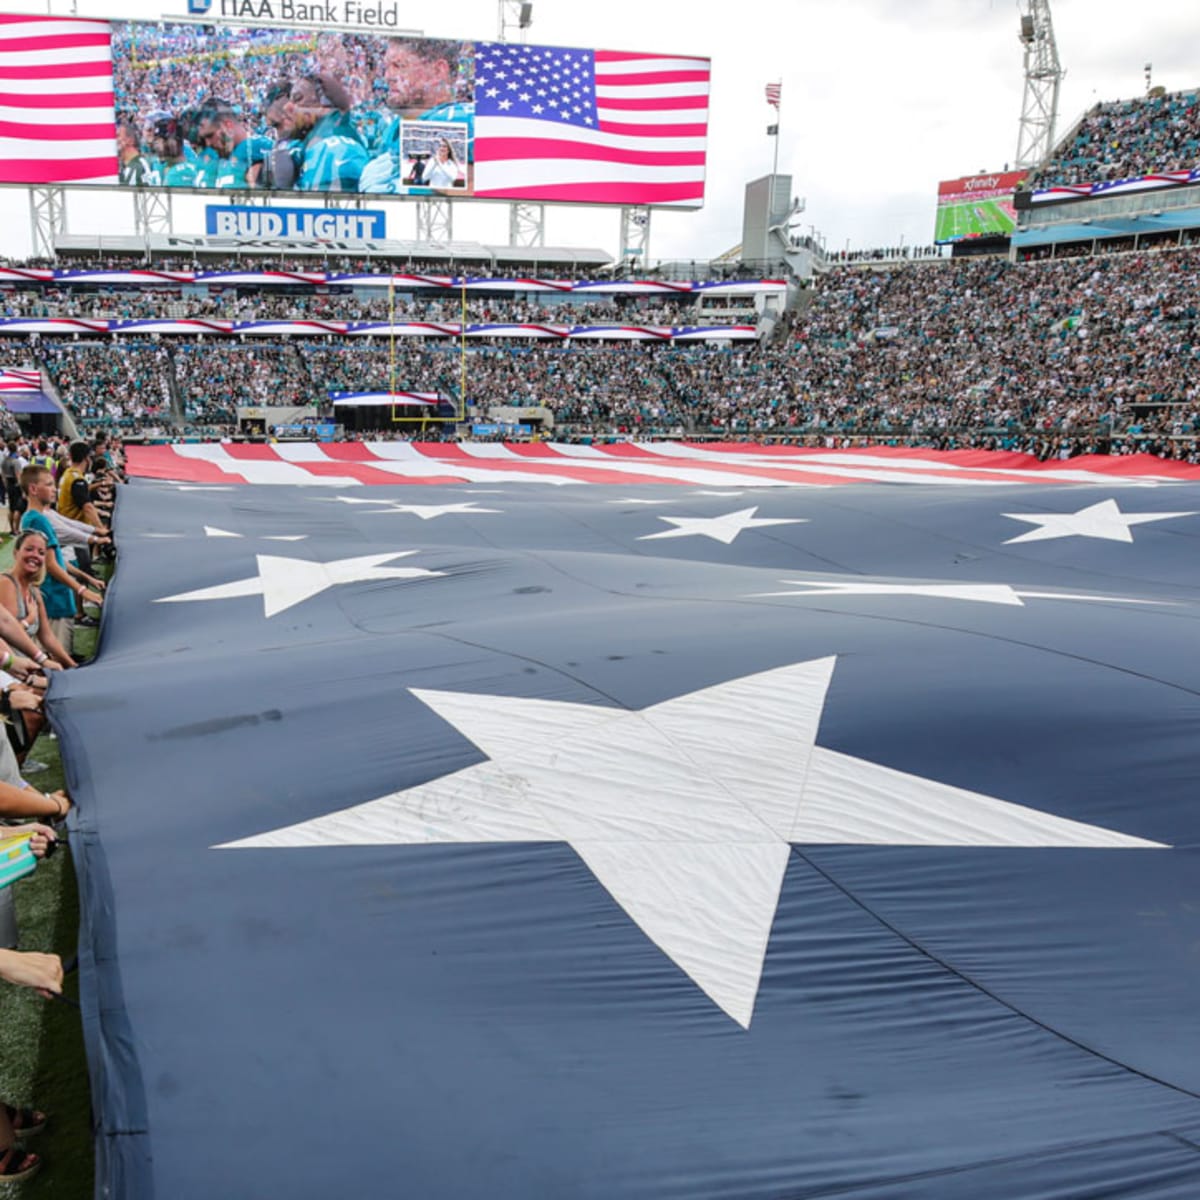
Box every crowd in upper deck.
[1028,87,1200,187]
[1,234,1198,461]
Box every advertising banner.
[0,12,709,208]
[206,205,387,238]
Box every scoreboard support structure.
[28,187,66,261]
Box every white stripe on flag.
[0,105,114,126]
[0,44,113,68]
[594,56,710,75]
[477,116,706,153]
[471,159,706,186]
[0,18,111,38]
[595,108,708,129]
[0,72,113,95]
[595,81,711,101]
[0,137,115,160]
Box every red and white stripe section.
[0,367,41,393]
[0,14,117,185]
[125,442,1200,489]
[475,50,709,207]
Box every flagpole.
[765,80,782,188]
[771,96,780,184]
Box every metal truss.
[415,197,453,243]
[133,189,175,238]
[508,202,545,247]
[1015,0,1065,168]
[619,206,652,266]
[28,187,67,260]
[497,0,532,43]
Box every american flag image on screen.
[472,41,710,207]
[0,14,117,184]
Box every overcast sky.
[2,0,1197,260]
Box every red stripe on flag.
[0,119,114,141]
[0,31,111,52]
[120,446,242,485]
[0,61,113,80]
[473,180,705,204]
[594,69,711,86]
[0,90,114,108]
[0,156,116,184]
[474,137,706,167]
[597,94,710,111]
[595,50,710,64]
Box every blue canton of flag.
[473,42,598,129]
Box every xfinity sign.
[180,0,412,29]
[206,206,387,240]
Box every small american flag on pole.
[765,81,782,109]
[0,14,117,185]
[472,42,710,207]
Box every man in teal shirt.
[149,116,198,188]
[359,38,474,194]
[264,76,367,193]
[197,100,272,189]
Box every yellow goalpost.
[387,275,468,427]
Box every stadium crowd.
[0,434,120,1182]
[1,241,1198,459]
[1029,87,1200,187]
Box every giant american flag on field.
[65,450,1200,1198]
[472,41,710,206]
[0,13,117,185]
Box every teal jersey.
[355,107,389,153]
[163,160,198,188]
[212,136,272,189]
[297,111,367,193]
[192,147,220,188]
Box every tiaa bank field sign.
[206,206,387,240]
[187,0,408,27]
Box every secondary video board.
[934,170,1027,243]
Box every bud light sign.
[205,205,387,240]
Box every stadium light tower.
[1015,0,1064,169]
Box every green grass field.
[0,536,98,1199]
[934,197,1016,243]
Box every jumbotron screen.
[934,169,1027,243]
[0,13,709,207]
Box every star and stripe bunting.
[0,318,757,341]
[330,391,440,407]
[0,14,117,185]
[124,442,1200,489]
[0,269,783,297]
[0,366,40,392]
[473,42,710,206]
